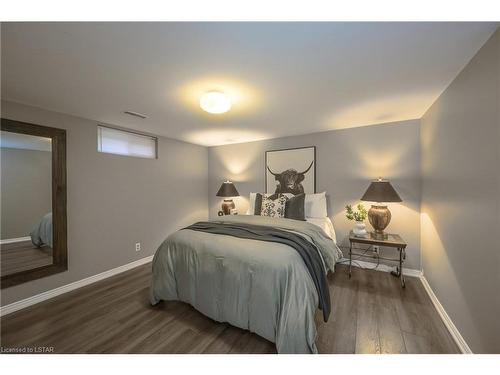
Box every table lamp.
[360,177,402,239]
[216,180,240,215]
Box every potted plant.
[345,204,368,236]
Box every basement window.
[97,125,157,159]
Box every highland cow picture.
[265,146,316,195]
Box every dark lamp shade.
[360,179,402,203]
[216,181,240,197]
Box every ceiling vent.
[124,111,148,119]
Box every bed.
[150,210,342,354]
[30,212,53,248]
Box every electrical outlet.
[135,242,141,252]
[372,245,380,255]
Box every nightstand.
[348,231,407,288]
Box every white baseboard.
[419,275,472,354]
[0,236,31,245]
[338,257,422,277]
[0,255,154,317]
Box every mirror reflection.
[1,130,53,276]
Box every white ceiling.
[1,22,497,146]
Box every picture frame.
[265,146,316,195]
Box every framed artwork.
[265,146,316,195]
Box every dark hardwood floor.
[1,241,53,276]
[0,263,460,354]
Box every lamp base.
[370,231,389,240]
[368,204,391,237]
[221,199,235,215]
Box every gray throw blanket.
[184,221,331,322]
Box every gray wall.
[1,147,52,239]
[421,29,499,353]
[1,100,208,306]
[208,120,422,270]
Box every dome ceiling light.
[199,91,232,114]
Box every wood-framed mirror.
[1,118,67,288]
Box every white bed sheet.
[306,217,337,243]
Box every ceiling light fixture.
[199,91,232,114]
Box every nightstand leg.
[390,247,405,288]
[348,241,352,278]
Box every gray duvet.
[149,215,342,353]
[30,212,53,248]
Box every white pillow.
[305,192,327,218]
[247,192,257,215]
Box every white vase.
[353,221,367,236]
